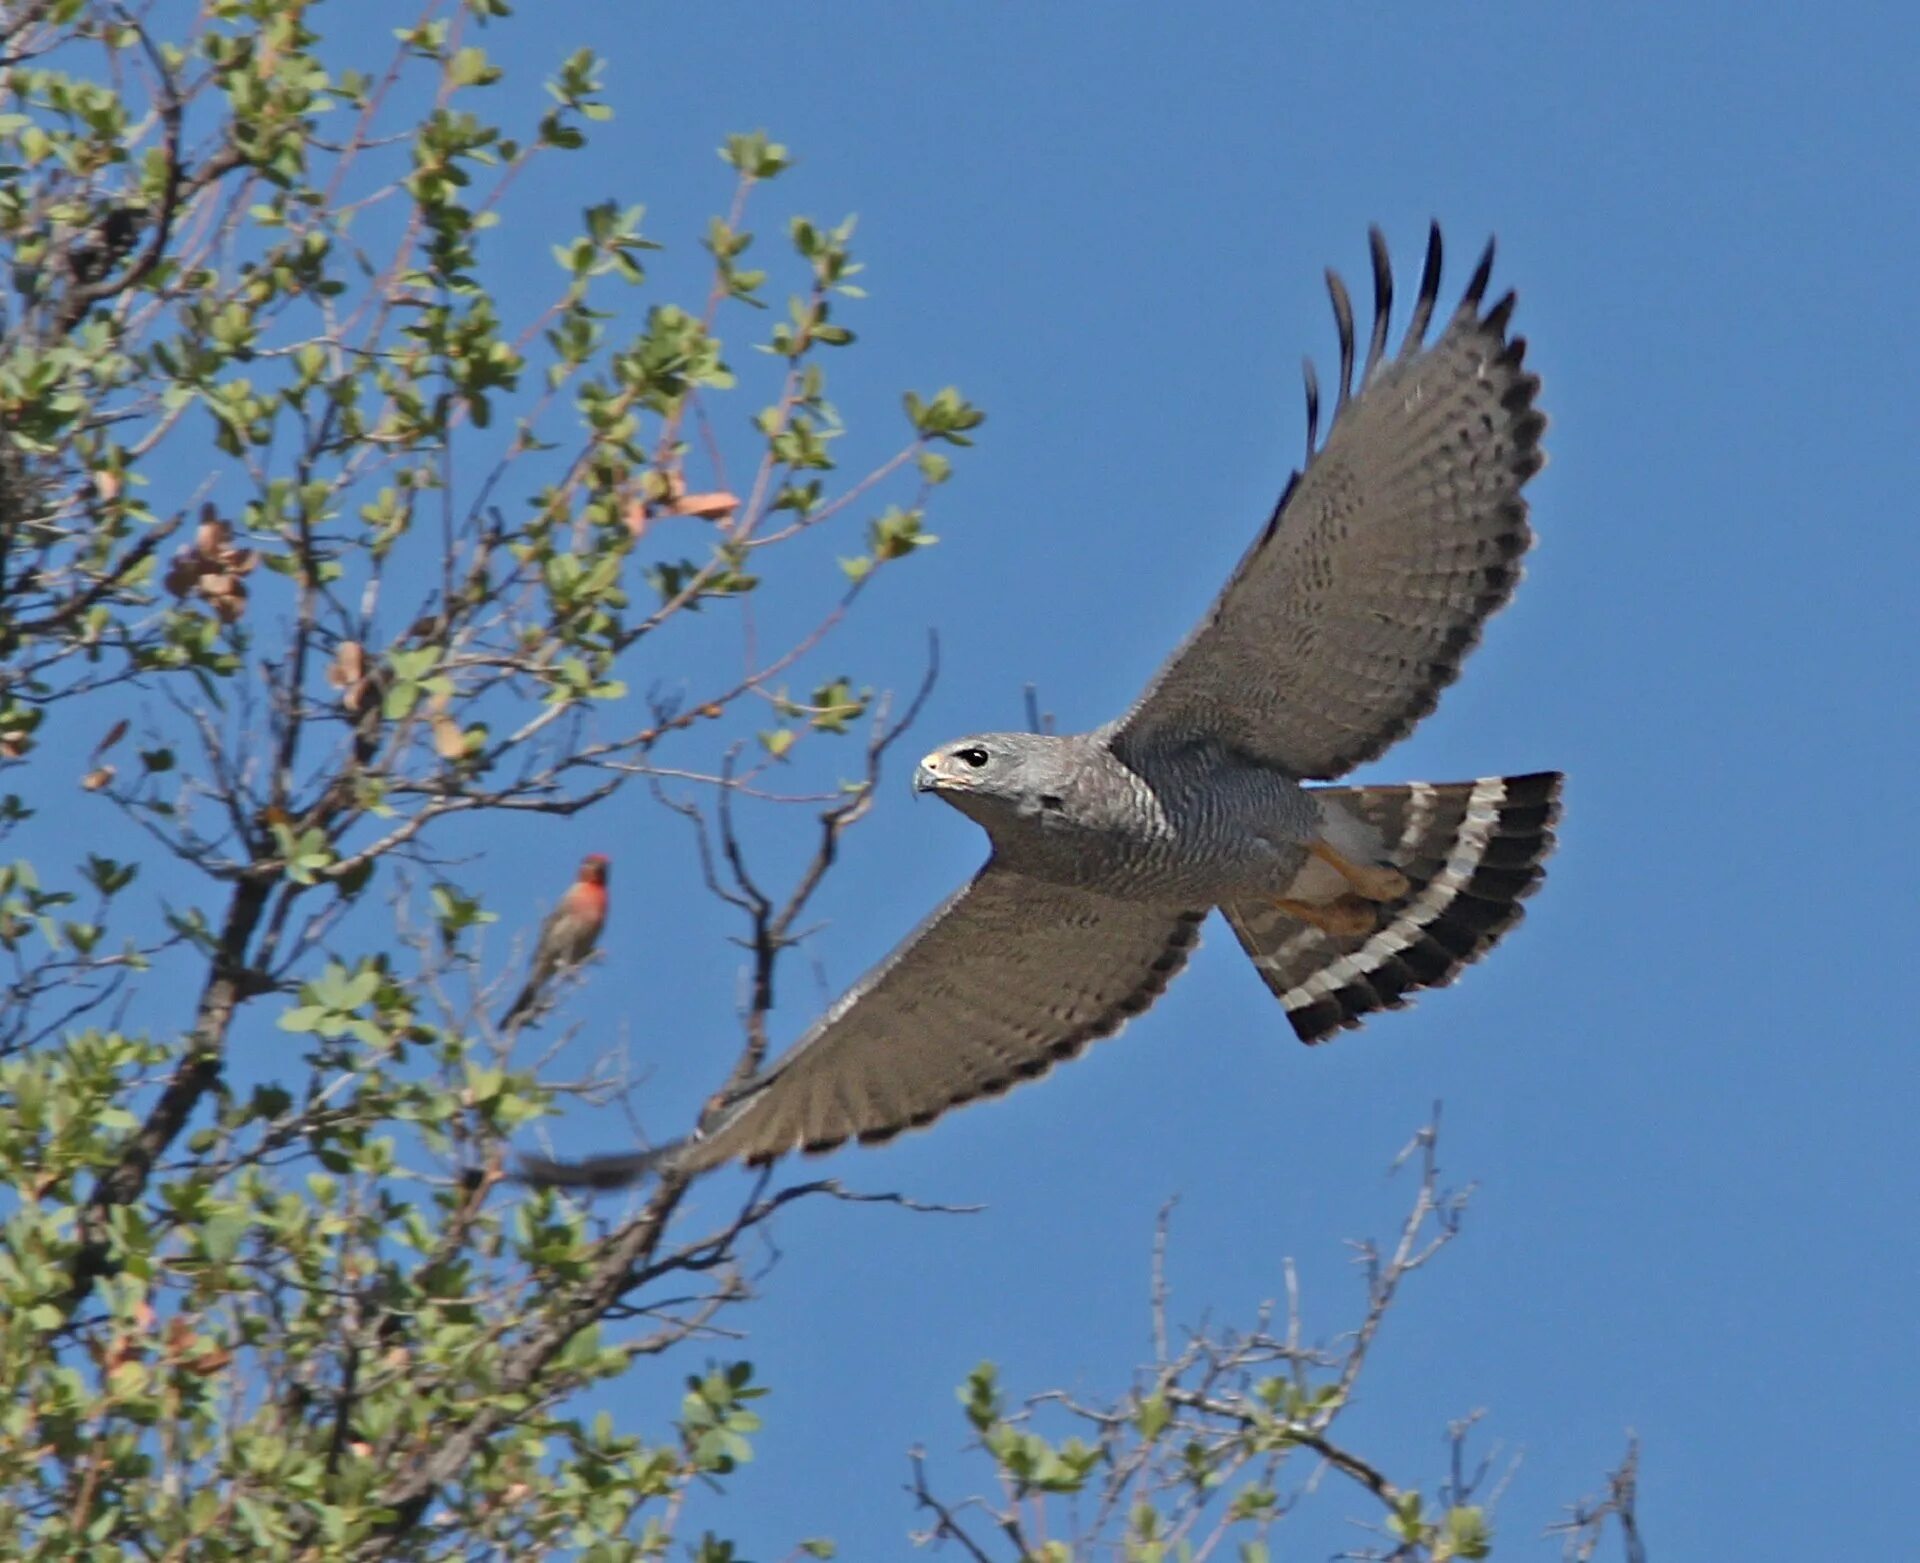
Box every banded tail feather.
[1224,772,1562,1044]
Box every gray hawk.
[522,224,1560,1188]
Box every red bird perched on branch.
[499,853,610,1029]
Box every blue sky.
[509,5,1915,1553]
[24,0,1919,1555]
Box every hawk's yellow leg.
[1308,839,1410,902]
[1271,894,1378,938]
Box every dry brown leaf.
[225,547,258,576]
[93,469,122,502]
[431,715,466,760]
[0,732,30,760]
[93,718,129,759]
[331,644,376,716]
[211,589,247,624]
[196,571,236,599]
[327,641,365,689]
[673,489,739,523]
[194,505,229,558]
[163,550,200,597]
[81,765,115,791]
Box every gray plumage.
[521,224,1561,1190]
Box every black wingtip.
[1363,226,1392,386]
[1301,355,1320,460]
[1324,266,1356,411]
[1464,236,1496,311]
[1403,222,1444,355]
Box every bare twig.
[1553,1437,1646,1563]
[712,631,939,1094]
[1151,1194,1177,1363]
[908,1449,997,1563]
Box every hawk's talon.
[1308,840,1409,902]
[1352,862,1409,901]
[1273,894,1379,938]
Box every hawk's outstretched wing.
[520,868,1204,1185]
[1112,225,1546,781]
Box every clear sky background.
[498,5,1912,1555]
[25,1,1919,1556]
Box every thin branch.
[1552,1437,1646,1563]
[1151,1194,1177,1364]
[908,1449,997,1563]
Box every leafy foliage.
[0,1,983,1553]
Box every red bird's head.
[578,853,610,886]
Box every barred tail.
[1223,772,1562,1044]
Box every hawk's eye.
[955,746,990,769]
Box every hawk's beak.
[912,754,942,796]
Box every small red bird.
[499,853,610,1028]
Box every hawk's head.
[913,733,1083,834]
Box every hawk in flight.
[524,224,1559,1188]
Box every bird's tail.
[498,950,565,1030]
[1222,772,1562,1044]
[497,981,539,1031]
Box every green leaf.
[448,46,498,87]
[1439,1505,1493,1560]
[905,385,985,445]
[958,1361,1002,1432]
[198,1210,249,1262]
[1388,1488,1428,1545]
[720,129,791,178]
